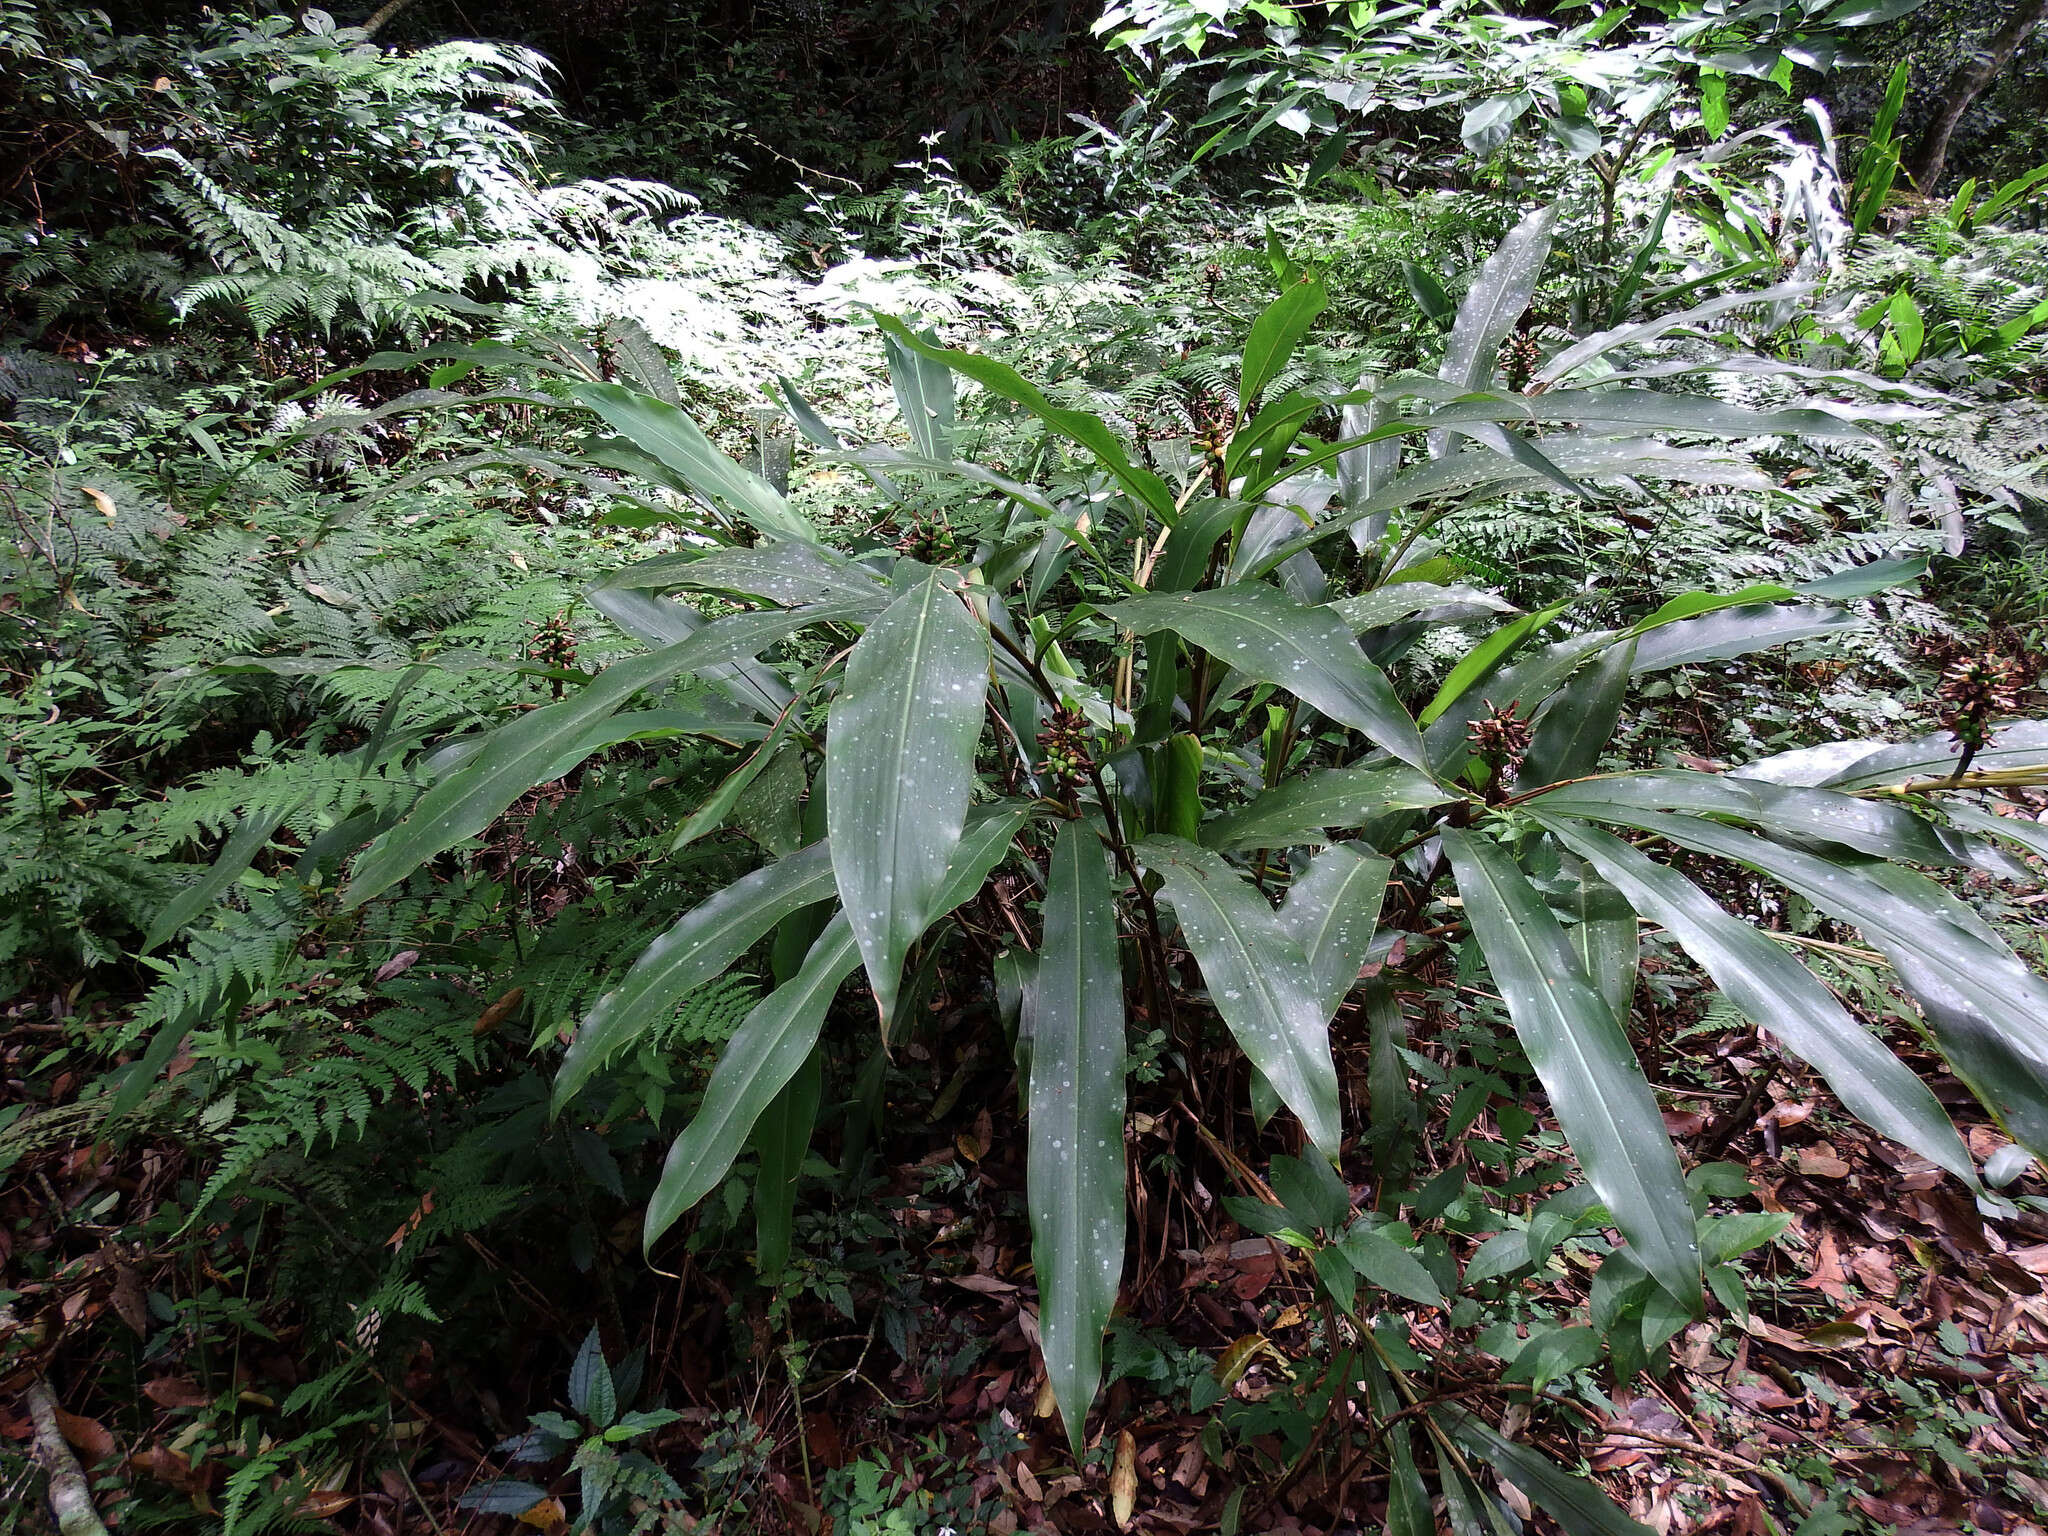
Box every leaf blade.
[1028,819,1128,1457]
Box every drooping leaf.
[1546,806,2048,1158]
[1027,819,1128,1457]
[826,570,991,1033]
[1535,769,1990,868]
[1278,843,1392,1020]
[1104,584,1427,769]
[1441,828,1699,1302]
[1535,815,1977,1186]
[874,316,1177,521]
[1566,860,1638,1028]
[1630,603,1861,672]
[347,641,697,905]
[1203,761,1453,851]
[586,587,790,722]
[1137,837,1340,1151]
[597,543,888,610]
[645,917,862,1248]
[568,381,814,543]
[1420,600,1573,726]
[1445,1412,1655,1536]
[556,842,838,1109]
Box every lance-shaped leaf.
[1137,836,1340,1151]
[1520,637,1635,788]
[644,917,862,1248]
[1240,279,1328,411]
[1630,603,1861,672]
[347,641,696,905]
[1540,806,2048,1158]
[1441,204,1557,396]
[883,323,955,460]
[1203,761,1454,851]
[1428,635,1614,780]
[146,803,297,952]
[588,587,789,722]
[1565,860,1639,1028]
[1420,600,1574,726]
[1756,720,2048,792]
[1028,819,1128,1457]
[555,841,839,1109]
[1441,827,1699,1303]
[1279,843,1392,1020]
[1536,769,1996,869]
[597,543,887,610]
[1327,582,1514,633]
[1444,1411,1656,1536]
[826,570,991,1033]
[1429,389,1871,442]
[753,1048,821,1280]
[1246,437,1767,571]
[1532,814,1977,1186]
[1102,585,1427,769]
[669,597,880,673]
[1532,280,1817,389]
[568,381,815,544]
[874,316,1176,521]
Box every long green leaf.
[1631,603,1861,672]
[1240,279,1328,412]
[347,641,696,905]
[644,917,862,1248]
[883,324,956,460]
[146,804,295,952]
[597,543,887,610]
[1441,204,1557,395]
[556,841,839,1109]
[826,570,991,1033]
[752,1047,821,1280]
[874,317,1176,521]
[1445,1412,1655,1536]
[1440,828,1699,1302]
[1535,769,1988,868]
[1203,761,1453,852]
[1540,806,2048,1157]
[1137,836,1341,1151]
[568,381,814,543]
[1028,819,1128,1457]
[1419,600,1573,726]
[1565,860,1639,1028]
[1533,814,1977,1186]
[1765,721,2048,792]
[1104,584,1427,769]
[1520,637,1635,788]
[1279,843,1392,1020]
[586,587,790,722]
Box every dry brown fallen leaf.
[53,1407,113,1462]
[141,1377,212,1409]
[1110,1429,1138,1529]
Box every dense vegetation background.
[6,2,2048,1534]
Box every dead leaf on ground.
[53,1407,114,1462]
[142,1377,212,1409]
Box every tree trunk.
[1907,0,2048,192]
[362,0,424,38]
